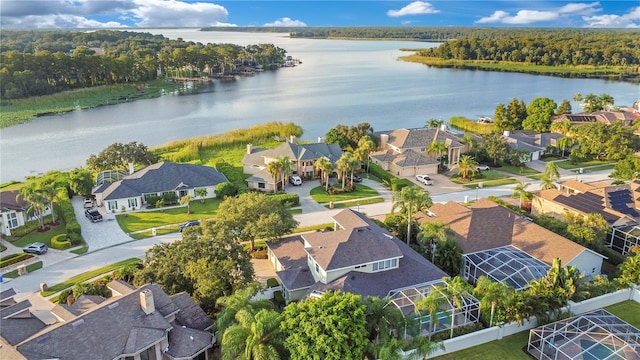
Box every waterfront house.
[0,190,52,237]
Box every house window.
[7,213,18,228]
[315,263,320,273]
[128,198,138,208]
[108,201,117,211]
[258,182,265,189]
[372,258,397,272]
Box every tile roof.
[370,149,438,167]
[95,162,228,200]
[416,199,595,266]
[378,128,463,150]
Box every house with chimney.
[0,281,215,360]
[0,190,52,236]
[369,127,464,176]
[242,138,343,192]
[92,162,228,212]
[416,199,606,290]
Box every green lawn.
[435,331,530,360]
[129,226,180,240]
[464,178,519,188]
[554,159,615,170]
[605,300,640,328]
[10,220,67,247]
[496,164,539,175]
[451,171,509,185]
[41,258,141,297]
[116,199,220,233]
[3,261,43,278]
[71,246,89,255]
[310,185,379,204]
[326,197,384,209]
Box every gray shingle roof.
[166,322,214,359]
[0,300,47,346]
[378,128,463,150]
[242,142,343,167]
[96,162,228,200]
[370,149,438,167]
[0,190,29,211]
[170,293,213,331]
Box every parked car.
[416,174,433,185]
[349,174,363,183]
[23,242,48,255]
[477,164,491,171]
[85,208,103,223]
[289,175,302,186]
[83,198,93,208]
[179,220,201,232]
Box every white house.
[0,190,52,236]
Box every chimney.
[140,289,155,315]
[380,134,389,150]
[440,124,447,131]
[503,130,511,137]
[289,135,296,144]
[128,162,135,175]
[317,136,323,143]
[246,143,253,155]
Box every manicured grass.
[310,185,379,204]
[289,208,303,215]
[293,223,334,233]
[41,258,141,297]
[604,300,640,328]
[71,246,89,255]
[579,164,615,172]
[496,164,539,175]
[554,159,615,170]
[451,171,508,185]
[434,330,530,360]
[116,199,220,233]
[10,220,67,247]
[129,226,180,240]
[464,178,519,188]
[326,197,384,209]
[3,261,43,278]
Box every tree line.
[0,30,288,100]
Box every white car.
[289,175,302,186]
[477,164,490,171]
[83,198,93,208]
[416,175,433,185]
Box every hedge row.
[269,193,300,207]
[9,215,53,238]
[51,233,72,250]
[0,253,33,268]
[59,197,83,245]
[368,163,394,186]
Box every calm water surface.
[1,29,638,182]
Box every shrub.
[65,222,82,245]
[145,195,160,206]
[431,323,484,341]
[215,182,238,198]
[266,278,279,288]
[58,196,83,245]
[391,178,407,192]
[8,215,53,238]
[0,253,33,268]
[273,290,285,308]
[368,163,394,185]
[51,233,72,250]
[269,193,299,207]
[162,192,178,204]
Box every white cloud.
[0,0,234,28]
[263,17,307,27]
[583,6,640,28]
[387,1,439,18]
[476,2,604,25]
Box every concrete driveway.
[72,197,133,252]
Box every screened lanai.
[389,281,480,337]
[609,224,640,255]
[463,245,550,290]
[527,309,640,360]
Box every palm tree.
[573,93,583,112]
[601,93,614,111]
[364,296,405,345]
[544,162,560,181]
[216,285,275,339]
[195,188,208,203]
[356,135,376,173]
[556,136,575,157]
[314,157,332,190]
[450,155,478,181]
[460,132,477,157]
[221,308,285,360]
[511,181,531,209]
[539,174,557,190]
[473,276,512,327]
[392,186,433,244]
[336,152,356,190]
[550,120,574,136]
[275,156,292,191]
[441,276,472,339]
[376,337,406,360]
[179,194,191,214]
[38,177,61,224]
[406,334,444,360]
[427,141,448,167]
[17,183,47,230]
[416,288,446,339]
[267,160,280,193]
[418,221,450,262]
[425,118,443,129]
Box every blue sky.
[1,0,638,29]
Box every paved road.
[1,167,612,301]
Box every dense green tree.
[392,186,433,244]
[481,133,511,165]
[211,192,298,251]
[418,221,451,262]
[383,212,418,243]
[314,157,334,191]
[556,136,575,157]
[610,156,640,180]
[86,141,157,173]
[565,212,609,249]
[363,296,406,346]
[355,135,376,172]
[522,97,557,132]
[324,122,374,151]
[215,182,238,198]
[68,168,94,197]
[556,99,572,115]
[135,228,255,314]
[215,285,276,339]
[493,103,508,131]
[433,238,463,277]
[617,245,640,288]
[281,291,368,360]
[222,308,286,360]
[473,277,514,327]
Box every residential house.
[532,179,640,255]
[370,127,463,176]
[416,199,606,290]
[266,209,480,336]
[501,130,564,161]
[0,190,52,236]
[92,162,228,212]
[242,140,343,192]
[552,111,640,127]
[1,282,215,360]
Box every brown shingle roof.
[416,199,591,266]
[0,190,29,211]
[370,149,438,167]
[379,128,463,150]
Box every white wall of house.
[324,257,401,284]
[566,250,604,277]
[1,207,52,236]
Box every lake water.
[1,29,638,183]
